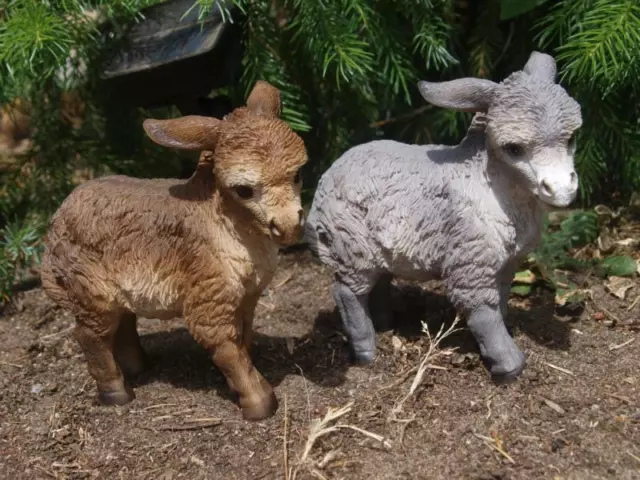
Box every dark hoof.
[352,350,375,366]
[98,385,135,406]
[491,362,526,385]
[241,391,279,421]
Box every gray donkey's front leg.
[332,281,377,364]
[466,305,526,383]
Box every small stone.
[30,383,43,394]
[551,438,566,452]
[391,336,403,351]
[451,354,467,366]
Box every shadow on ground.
[133,280,573,400]
[133,310,351,401]
[379,282,573,354]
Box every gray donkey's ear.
[417,78,498,112]
[523,51,557,83]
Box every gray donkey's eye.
[503,143,525,158]
[568,132,577,148]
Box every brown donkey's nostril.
[298,209,305,227]
[269,220,282,237]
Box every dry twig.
[142,418,221,431]
[334,424,391,448]
[473,432,515,464]
[544,362,574,376]
[291,402,389,480]
[627,295,640,311]
[609,338,635,351]
[274,272,294,289]
[0,360,23,368]
[283,394,290,480]
[296,403,353,470]
[390,315,462,418]
[40,326,74,341]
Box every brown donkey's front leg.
[184,283,277,421]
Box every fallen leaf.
[597,231,614,254]
[604,276,635,299]
[555,288,587,307]
[615,238,639,247]
[541,397,565,414]
[391,336,403,351]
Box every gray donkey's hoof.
[491,364,525,385]
[352,350,375,366]
[489,351,526,385]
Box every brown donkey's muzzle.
[268,208,305,246]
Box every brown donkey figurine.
[40,81,308,420]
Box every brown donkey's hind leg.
[74,311,135,406]
[114,312,147,378]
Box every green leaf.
[513,269,537,285]
[597,255,638,277]
[511,284,533,296]
[500,0,551,20]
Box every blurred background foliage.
[1,0,639,302]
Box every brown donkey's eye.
[234,185,254,199]
[503,143,525,158]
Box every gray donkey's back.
[306,135,516,291]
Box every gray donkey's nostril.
[569,171,578,188]
[540,179,553,197]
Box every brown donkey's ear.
[143,116,220,150]
[246,81,282,118]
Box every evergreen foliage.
[0,0,639,301]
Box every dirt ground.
[1,249,639,480]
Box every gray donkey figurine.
[305,51,582,383]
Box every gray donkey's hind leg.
[333,281,377,364]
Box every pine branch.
[287,0,375,87]
[238,0,310,131]
[535,0,594,48]
[404,0,458,72]
[554,0,640,91]
[466,0,503,78]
